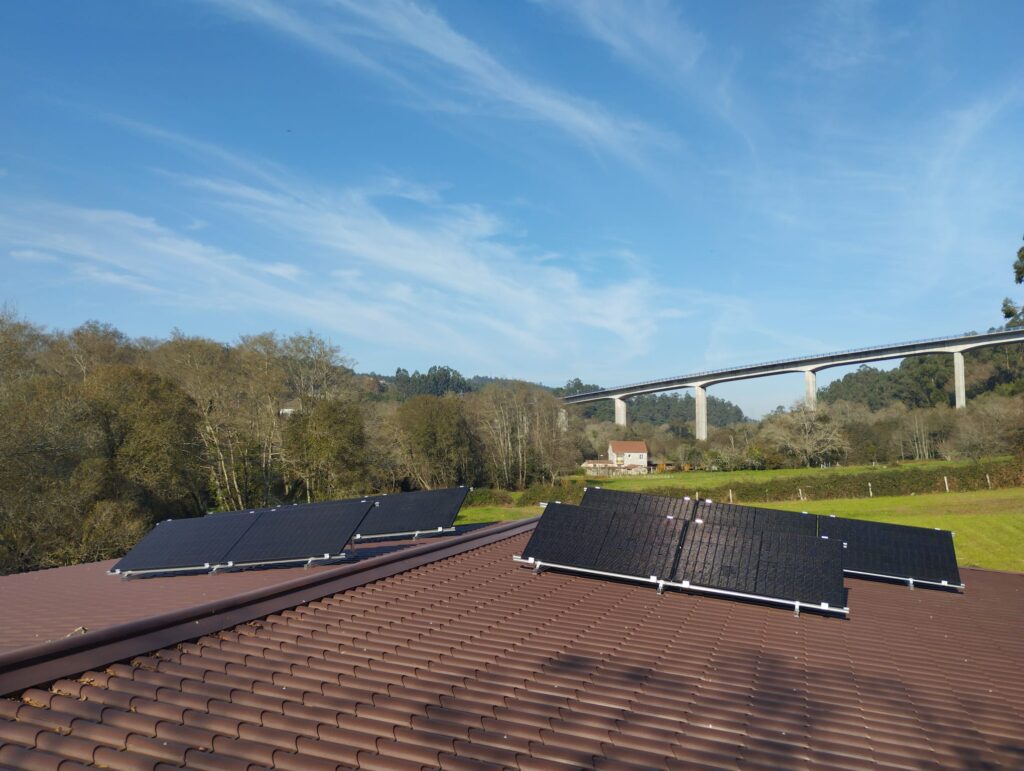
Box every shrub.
[465,487,514,507]
[638,458,1023,504]
[516,479,586,507]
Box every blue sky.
[2,1,1022,416]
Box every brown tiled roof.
[609,440,647,454]
[1,524,1023,769]
[0,559,342,655]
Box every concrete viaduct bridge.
[563,328,1024,441]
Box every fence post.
[986,474,992,490]
[798,487,804,501]
[728,489,733,503]
[868,482,873,498]
[944,476,950,493]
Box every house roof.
[0,558,343,655]
[0,533,485,656]
[609,440,647,454]
[1,520,1023,769]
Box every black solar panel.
[356,487,469,537]
[223,499,373,565]
[634,493,696,520]
[590,509,688,578]
[519,502,848,614]
[671,522,846,608]
[673,524,761,596]
[694,501,818,537]
[112,511,257,573]
[755,531,847,607]
[521,503,619,571]
[819,516,962,587]
[579,487,641,514]
[581,487,695,519]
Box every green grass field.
[456,505,542,524]
[584,457,1005,493]
[457,487,1024,573]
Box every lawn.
[456,488,1024,573]
[456,505,542,524]
[586,457,1006,493]
[769,488,1024,572]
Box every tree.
[760,405,849,467]
[395,395,477,489]
[282,399,367,500]
[392,365,471,399]
[1001,235,1024,328]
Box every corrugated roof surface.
[1,529,1022,770]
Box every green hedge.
[465,487,514,507]
[516,479,586,507]
[636,459,1023,504]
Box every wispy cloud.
[535,0,757,157]
[0,159,694,373]
[204,0,672,166]
[9,248,59,263]
[537,0,705,78]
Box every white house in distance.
[609,440,648,469]
[581,440,650,476]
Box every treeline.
[0,312,583,575]
[690,396,1024,471]
[557,378,745,427]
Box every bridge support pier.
[953,351,966,409]
[695,385,708,441]
[804,370,817,410]
[613,397,628,427]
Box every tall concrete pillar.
[613,397,628,426]
[557,408,568,432]
[953,351,966,409]
[694,385,708,441]
[804,369,817,410]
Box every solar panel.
[517,502,848,615]
[819,516,962,588]
[755,531,847,607]
[589,507,687,578]
[355,486,470,539]
[694,501,818,538]
[672,523,761,596]
[520,503,620,572]
[223,499,374,567]
[581,487,695,519]
[579,487,641,514]
[111,511,258,574]
[670,521,846,609]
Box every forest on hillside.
[3,307,1024,575]
[820,344,1024,409]
[0,311,582,574]
[557,378,746,427]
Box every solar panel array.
[519,487,963,614]
[819,515,962,587]
[583,487,962,589]
[112,486,472,577]
[112,499,374,576]
[521,502,847,614]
